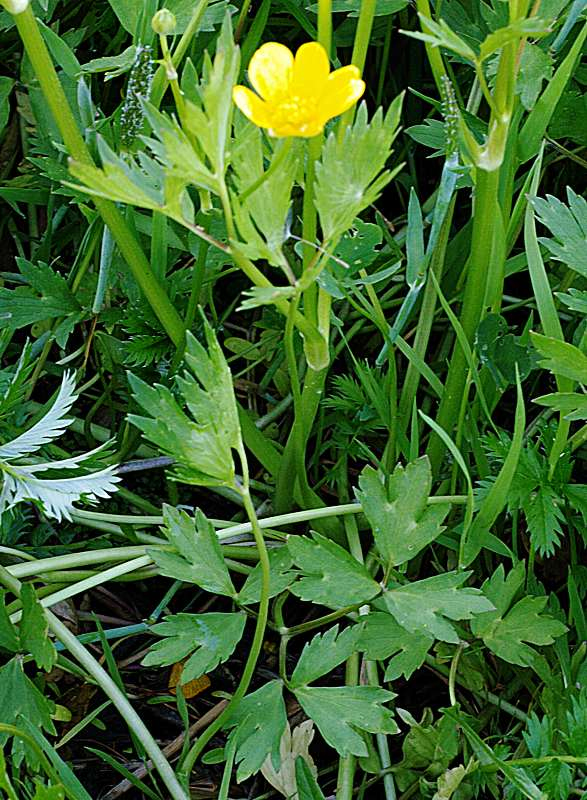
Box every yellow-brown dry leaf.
[168,662,211,699]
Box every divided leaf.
[315,99,403,241]
[226,680,287,782]
[532,188,587,277]
[294,685,398,758]
[471,564,567,669]
[129,321,242,487]
[0,659,56,769]
[287,532,381,609]
[0,373,77,459]
[142,611,245,683]
[0,590,19,653]
[359,612,432,680]
[357,457,450,570]
[0,259,82,339]
[382,572,494,644]
[237,546,294,605]
[290,625,362,688]
[231,122,297,268]
[150,505,236,596]
[530,332,587,385]
[20,584,57,672]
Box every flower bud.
[1,0,30,13]
[152,9,176,35]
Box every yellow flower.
[233,41,365,138]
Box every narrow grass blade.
[462,372,525,566]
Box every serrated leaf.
[533,391,587,421]
[142,612,245,682]
[294,685,398,758]
[356,458,449,570]
[358,612,432,680]
[522,484,566,556]
[478,18,550,62]
[0,343,34,422]
[564,691,587,757]
[129,321,242,487]
[382,572,494,644]
[0,260,81,331]
[290,625,362,688]
[315,99,403,241]
[531,332,587,384]
[226,680,287,782]
[231,123,297,268]
[0,659,56,769]
[0,464,120,522]
[0,590,19,652]
[237,546,294,605]
[471,565,567,668]
[541,759,572,800]
[150,505,236,596]
[408,15,477,62]
[295,756,326,800]
[287,532,381,609]
[0,373,76,459]
[516,44,554,110]
[533,187,587,277]
[20,584,56,672]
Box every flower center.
[272,94,317,130]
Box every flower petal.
[233,86,273,129]
[291,42,330,97]
[248,42,293,102]
[269,119,324,138]
[318,65,365,123]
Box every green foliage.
[150,505,236,596]
[295,757,326,800]
[226,680,287,782]
[231,125,297,269]
[358,612,432,680]
[533,188,587,277]
[381,572,494,644]
[129,322,242,487]
[471,564,567,671]
[294,685,398,758]
[290,624,362,688]
[0,659,56,769]
[142,611,246,682]
[237,546,294,604]
[0,259,83,346]
[357,457,450,571]
[287,532,381,608]
[2,0,587,797]
[315,99,403,242]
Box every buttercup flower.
[233,41,365,138]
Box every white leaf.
[0,372,76,459]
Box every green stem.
[150,0,210,107]
[338,0,377,133]
[0,564,189,800]
[415,0,448,92]
[179,462,271,780]
[317,0,332,57]
[10,557,152,623]
[7,547,152,579]
[13,5,186,347]
[427,167,501,475]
